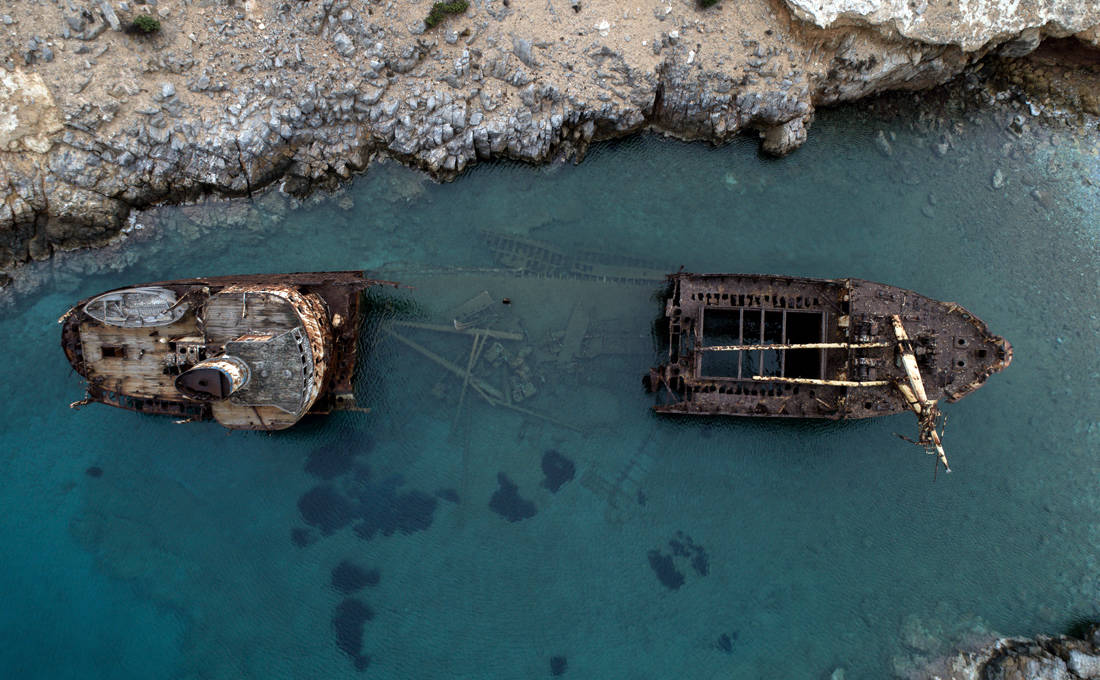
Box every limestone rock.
[783,0,1099,52]
[0,69,63,153]
[98,1,121,32]
[1067,650,1100,679]
[760,116,809,156]
[913,625,1100,680]
[874,129,893,157]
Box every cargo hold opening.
[699,308,824,380]
[784,311,823,379]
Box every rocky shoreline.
[1,0,1098,276]
[907,624,1100,680]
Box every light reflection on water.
[0,103,1098,679]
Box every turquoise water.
[1,103,1099,679]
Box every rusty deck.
[645,273,1012,420]
[61,271,397,429]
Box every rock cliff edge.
[1,0,1098,271]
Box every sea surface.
[1,98,1098,679]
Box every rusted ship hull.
[60,271,395,431]
[645,273,1011,468]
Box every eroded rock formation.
[0,0,1097,271]
[912,624,1100,680]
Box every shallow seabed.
[1,103,1099,680]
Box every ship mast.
[890,315,950,473]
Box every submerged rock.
[352,476,439,541]
[332,598,374,671]
[914,624,1100,680]
[874,130,894,157]
[540,450,575,493]
[291,527,317,548]
[550,655,568,676]
[489,473,537,522]
[716,631,738,653]
[668,531,709,577]
[298,485,357,535]
[305,432,372,480]
[435,488,460,503]
[761,117,808,157]
[304,444,354,481]
[646,549,685,590]
[647,531,710,590]
[331,561,381,594]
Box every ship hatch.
[177,368,232,400]
[700,308,824,380]
[100,345,126,359]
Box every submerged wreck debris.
[580,432,657,518]
[479,229,666,284]
[384,305,581,433]
[59,272,397,431]
[645,273,1013,471]
[375,250,660,436]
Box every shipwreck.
[59,272,395,431]
[644,273,1013,471]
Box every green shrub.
[699,0,720,7]
[425,0,469,28]
[131,14,161,33]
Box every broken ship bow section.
[645,273,1012,419]
[61,271,392,431]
